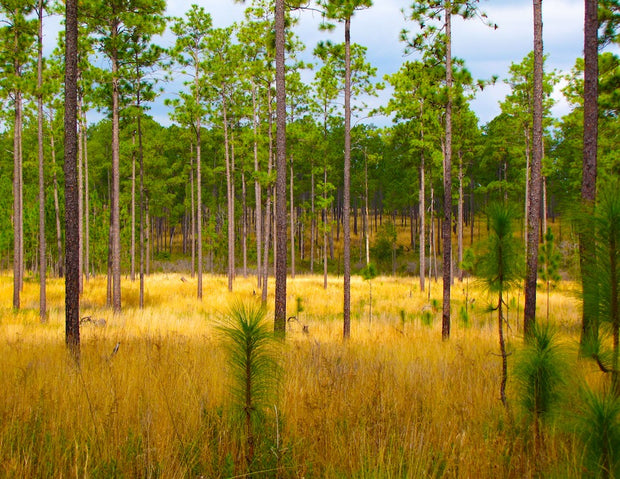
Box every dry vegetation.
[0,272,603,477]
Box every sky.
[48,0,614,128]
[160,0,597,128]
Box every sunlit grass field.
[0,272,603,477]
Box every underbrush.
[0,274,605,477]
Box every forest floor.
[0,273,607,477]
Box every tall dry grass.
[0,272,596,477]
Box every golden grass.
[0,272,599,477]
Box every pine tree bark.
[110,23,121,313]
[37,0,46,322]
[290,157,295,278]
[274,0,287,336]
[580,0,599,350]
[65,0,80,357]
[442,3,453,341]
[343,16,352,340]
[524,0,544,338]
[419,105,426,292]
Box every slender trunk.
[223,95,235,292]
[138,90,145,309]
[324,167,328,290]
[343,16,352,340]
[524,130,531,247]
[499,292,507,406]
[190,145,195,278]
[581,0,599,351]
[111,40,121,313]
[37,0,46,321]
[65,0,80,357]
[365,150,370,266]
[262,88,275,304]
[13,89,22,309]
[83,116,90,281]
[196,73,203,299]
[77,99,85,293]
[49,115,63,277]
[252,82,262,289]
[274,0,288,335]
[524,0,544,338]
[262,188,272,303]
[131,131,136,282]
[542,176,547,235]
[419,106,426,292]
[290,157,295,278]
[242,170,248,278]
[458,150,464,282]
[311,161,316,274]
[442,3,453,340]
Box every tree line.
[1,0,619,352]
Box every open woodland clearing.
[0,272,608,478]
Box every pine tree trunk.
[49,115,63,277]
[442,2,453,341]
[196,76,203,300]
[223,96,235,292]
[580,0,599,351]
[419,106,426,292]
[190,145,195,278]
[131,131,136,282]
[82,116,90,281]
[290,157,295,278]
[242,170,248,278]
[458,150,464,282]
[37,0,46,322]
[343,16,352,340]
[13,87,22,310]
[138,93,145,309]
[252,82,262,289]
[64,0,80,357]
[274,0,288,335]
[524,0,544,338]
[111,38,121,313]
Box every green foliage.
[476,203,523,294]
[360,262,378,281]
[460,247,475,275]
[580,181,620,393]
[539,227,561,286]
[371,221,402,272]
[576,387,620,478]
[217,301,281,468]
[513,323,567,427]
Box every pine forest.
[1,0,620,477]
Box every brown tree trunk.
[242,170,248,278]
[223,95,235,292]
[65,0,80,357]
[274,0,287,335]
[48,113,63,277]
[290,157,295,278]
[37,0,46,322]
[580,0,599,350]
[82,116,90,281]
[524,0,544,338]
[110,31,121,313]
[343,16,352,340]
[442,2,453,341]
[458,150,464,282]
[419,105,426,292]
[252,82,263,289]
[196,75,203,300]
